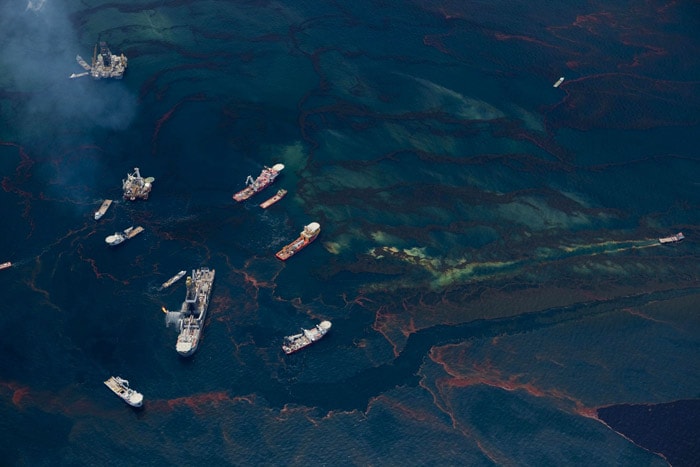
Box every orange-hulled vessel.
[260,189,287,209]
[233,163,284,202]
[275,222,320,260]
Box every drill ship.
[163,268,215,357]
[71,41,127,79]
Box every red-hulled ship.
[275,222,320,260]
[233,163,285,202]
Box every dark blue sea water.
[1,0,699,465]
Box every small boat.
[160,270,187,290]
[553,77,565,88]
[260,189,287,209]
[0,262,11,271]
[104,376,143,407]
[282,321,332,354]
[94,199,113,220]
[659,232,684,244]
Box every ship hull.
[233,164,284,202]
[165,268,215,357]
[282,321,331,354]
[275,222,321,261]
[260,189,287,208]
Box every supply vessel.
[160,270,187,290]
[260,189,287,209]
[0,262,11,271]
[105,226,144,246]
[233,164,284,202]
[122,168,154,201]
[659,232,684,244]
[104,376,143,407]
[71,41,127,79]
[163,268,215,356]
[94,199,113,220]
[276,222,320,260]
[282,321,332,354]
[553,77,565,88]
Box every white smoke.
[0,0,137,137]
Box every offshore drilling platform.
[70,41,127,79]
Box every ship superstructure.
[164,268,215,356]
[122,167,154,201]
[282,321,332,354]
[104,376,143,407]
[233,164,284,202]
[276,222,320,260]
[72,41,127,79]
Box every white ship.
[163,268,216,356]
[282,320,332,354]
[659,232,684,244]
[104,376,143,407]
[553,77,565,88]
[94,199,113,220]
[105,226,144,246]
[160,270,187,290]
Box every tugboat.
[282,321,332,354]
[163,268,216,356]
[105,226,144,246]
[94,199,113,220]
[276,222,320,260]
[233,164,284,202]
[122,168,154,201]
[104,376,143,407]
[71,41,127,80]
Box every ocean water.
[1,0,699,465]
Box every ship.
[104,376,143,407]
[71,41,127,80]
[163,268,216,357]
[122,167,154,201]
[159,270,187,290]
[659,232,685,244]
[260,189,287,209]
[553,77,565,88]
[276,222,321,260]
[105,226,144,246]
[0,262,11,271]
[282,320,332,354]
[233,164,285,202]
[94,199,113,220]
